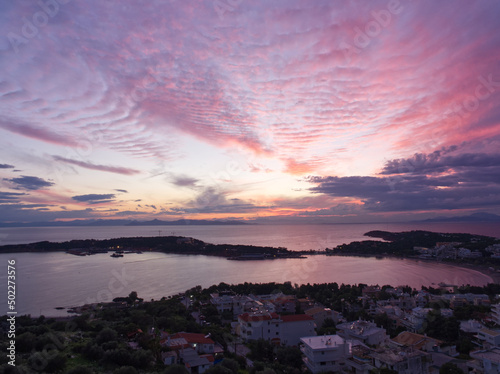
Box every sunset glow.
[1,0,500,224]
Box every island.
[0,235,310,260]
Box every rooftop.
[479,328,500,337]
[392,331,442,349]
[171,332,215,345]
[281,314,314,322]
[239,312,279,322]
[471,348,500,364]
[305,307,330,315]
[300,335,346,350]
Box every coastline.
[328,253,500,285]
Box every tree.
[128,291,138,304]
[114,367,138,374]
[162,364,189,374]
[67,367,95,374]
[220,358,240,373]
[96,327,118,345]
[205,366,233,374]
[439,362,465,374]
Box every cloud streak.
[53,156,141,175]
[5,176,54,190]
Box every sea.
[0,222,499,317]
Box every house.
[305,306,342,327]
[170,332,215,354]
[237,312,316,346]
[210,293,255,317]
[337,320,387,346]
[477,328,500,348]
[238,312,281,342]
[161,333,216,373]
[162,351,177,365]
[370,347,429,374]
[391,331,443,352]
[300,335,351,373]
[179,348,214,374]
[491,304,500,326]
[280,314,315,346]
[460,319,485,334]
[469,347,500,373]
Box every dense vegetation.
[329,230,499,260]
[0,236,290,258]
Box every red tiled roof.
[280,314,314,322]
[171,332,214,345]
[239,312,280,322]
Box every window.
[248,323,252,327]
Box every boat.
[110,253,124,258]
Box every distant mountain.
[0,219,133,227]
[419,212,500,223]
[126,219,248,226]
[0,218,249,227]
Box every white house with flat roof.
[300,335,351,373]
[477,328,500,348]
[237,312,315,346]
[337,320,387,346]
[469,347,500,373]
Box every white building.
[300,335,350,373]
[477,328,500,348]
[491,304,500,326]
[337,320,387,346]
[210,293,256,317]
[469,348,500,373]
[305,307,342,328]
[280,314,316,346]
[237,312,316,346]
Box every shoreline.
[328,252,500,285]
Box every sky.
[0,0,500,224]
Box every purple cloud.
[72,194,116,204]
[6,175,54,190]
[53,156,141,175]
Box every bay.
[0,222,498,317]
[0,251,493,317]
[0,222,499,249]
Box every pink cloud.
[53,156,141,175]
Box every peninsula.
[0,235,307,259]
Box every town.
[4,281,500,374]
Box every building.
[469,348,500,373]
[477,328,500,348]
[370,347,429,374]
[238,312,281,342]
[210,293,255,317]
[237,312,315,346]
[280,314,316,346]
[491,304,500,326]
[179,348,214,374]
[305,306,342,327]
[460,319,485,334]
[337,320,387,346]
[300,335,350,373]
[391,331,443,353]
[162,333,216,373]
[167,332,215,354]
